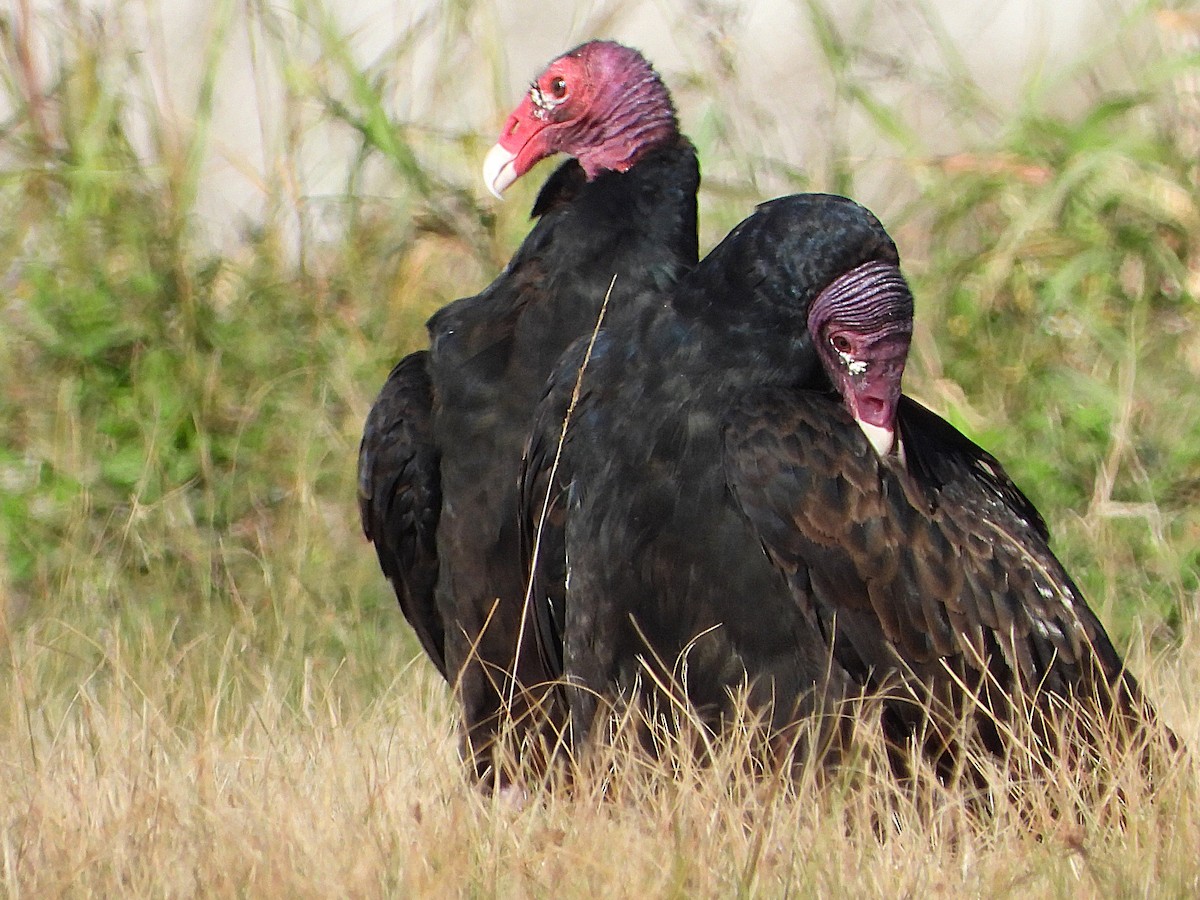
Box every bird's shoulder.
[896,395,1049,540]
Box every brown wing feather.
[724,386,1143,729]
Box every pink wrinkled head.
[482,41,678,198]
[808,259,914,458]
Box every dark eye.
[830,334,852,354]
[549,76,568,98]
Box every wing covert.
[723,387,1130,710]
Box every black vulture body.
[521,193,1170,777]
[358,137,699,783]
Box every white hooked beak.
[857,420,895,459]
[482,143,520,199]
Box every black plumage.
[358,42,700,785]
[358,353,444,677]
[520,193,1170,777]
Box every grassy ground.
[1,0,1198,895]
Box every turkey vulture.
[357,41,700,787]
[520,193,1170,778]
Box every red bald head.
[483,41,679,198]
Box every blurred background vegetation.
[0,0,1196,727]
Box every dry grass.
[2,612,1197,897]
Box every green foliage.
[0,2,409,693]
